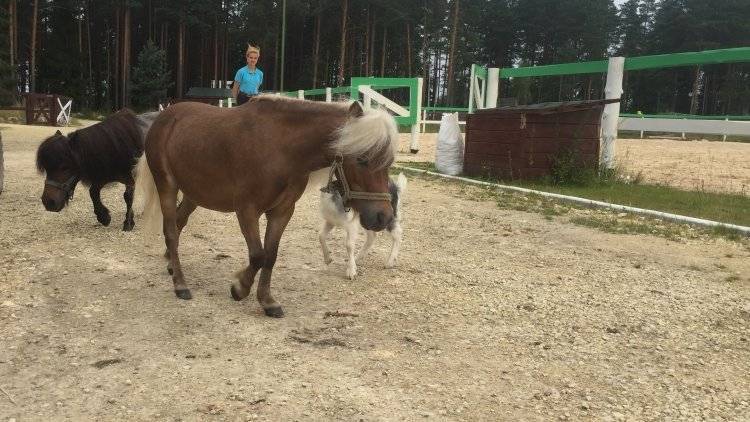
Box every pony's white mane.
[331,107,399,168]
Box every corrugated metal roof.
[476,98,620,115]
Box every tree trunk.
[369,9,376,77]
[177,11,185,98]
[213,17,218,86]
[446,0,459,105]
[122,6,131,107]
[421,4,430,104]
[8,0,15,66]
[338,0,348,86]
[431,49,439,104]
[380,25,387,77]
[114,6,120,108]
[689,66,701,115]
[86,1,92,83]
[147,0,153,41]
[30,0,39,92]
[405,22,412,77]
[312,10,321,88]
[363,6,370,77]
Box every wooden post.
[409,78,423,153]
[486,68,500,108]
[600,57,625,169]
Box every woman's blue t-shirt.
[234,67,263,95]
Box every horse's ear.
[348,101,364,118]
[55,130,62,136]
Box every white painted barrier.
[618,117,750,136]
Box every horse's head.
[36,130,80,212]
[330,102,399,232]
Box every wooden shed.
[464,99,619,180]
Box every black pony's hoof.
[97,212,111,226]
[167,267,174,275]
[230,285,244,301]
[175,289,192,300]
[263,306,284,318]
[409,148,419,154]
[122,220,134,232]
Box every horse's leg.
[318,221,334,265]
[122,183,135,231]
[344,223,359,280]
[230,208,263,302]
[159,187,191,300]
[164,197,198,275]
[385,222,403,268]
[89,184,111,226]
[255,204,296,318]
[356,230,376,262]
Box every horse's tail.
[133,155,163,235]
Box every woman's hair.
[246,44,260,55]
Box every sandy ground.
[1,123,749,421]
[400,133,750,196]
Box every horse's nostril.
[376,211,386,227]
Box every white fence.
[618,117,750,139]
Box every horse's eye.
[356,157,369,167]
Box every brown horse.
[135,96,398,317]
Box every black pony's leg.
[122,183,135,231]
[89,184,111,226]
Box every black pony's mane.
[36,109,144,185]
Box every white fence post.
[297,90,304,100]
[486,68,500,108]
[325,88,332,102]
[723,118,729,141]
[409,78,423,154]
[601,57,625,170]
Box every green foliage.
[130,41,172,110]
[548,149,600,186]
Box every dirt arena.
[1,123,749,421]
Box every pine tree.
[130,41,173,110]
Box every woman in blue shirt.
[232,44,263,105]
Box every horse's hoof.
[230,284,246,301]
[263,306,284,318]
[175,289,192,300]
[167,267,174,275]
[409,148,419,154]
[122,220,134,231]
[97,212,111,226]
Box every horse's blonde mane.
[332,107,399,169]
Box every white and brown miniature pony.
[319,173,406,279]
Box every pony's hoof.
[167,267,174,275]
[230,284,247,301]
[264,306,284,318]
[174,289,192,300]
[122,220,134,231]
[97,212,111,226]
[324,257,332,265]
[409,148,419,154]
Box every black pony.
[36,109,147,231]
